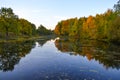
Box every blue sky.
[0,0,118,29]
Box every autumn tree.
[54,22,62,35]
[54,3,119,43]
[82,16,97,39]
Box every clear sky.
[0,0,118,29]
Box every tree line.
[0,7,53,39]
[54,0,120,43]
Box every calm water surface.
[0,38,120,80]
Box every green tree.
[114,0,120,13]
[109,16,120,43]
[37,25,52,35]
[19,19,33,36]
[31,23,37,35]
[0,7,18,38]
[69,18,79,37]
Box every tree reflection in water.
[0,37,120,73]
[36,37,53,47]
[0,36,55,72]
[0,40,36,72]
[55,37,120,70]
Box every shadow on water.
[55,37,120,70]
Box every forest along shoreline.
[54,1,120,45]
[0,0,120,45]
[0,8,54,42]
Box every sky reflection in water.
[0,38,120,80]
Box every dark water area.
[0,37,120,80]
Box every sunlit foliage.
[0,7,53,39]
[54,0,120,43]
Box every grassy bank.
[0,35,56,43]
[0,36,40,43]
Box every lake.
[0,37,120,80]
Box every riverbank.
[0,35,56,43]
[57,36,120,46]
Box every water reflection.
[0,40,35,72]
[55,38,120,70]
[0,36,55,72]
[37,37,54,47]
[0,37,120,80]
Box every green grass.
[0,35,56,43]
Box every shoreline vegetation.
[0,0,120,45]
[0,7,54,42]
[0,35,56,43]
[54,0,120,44]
